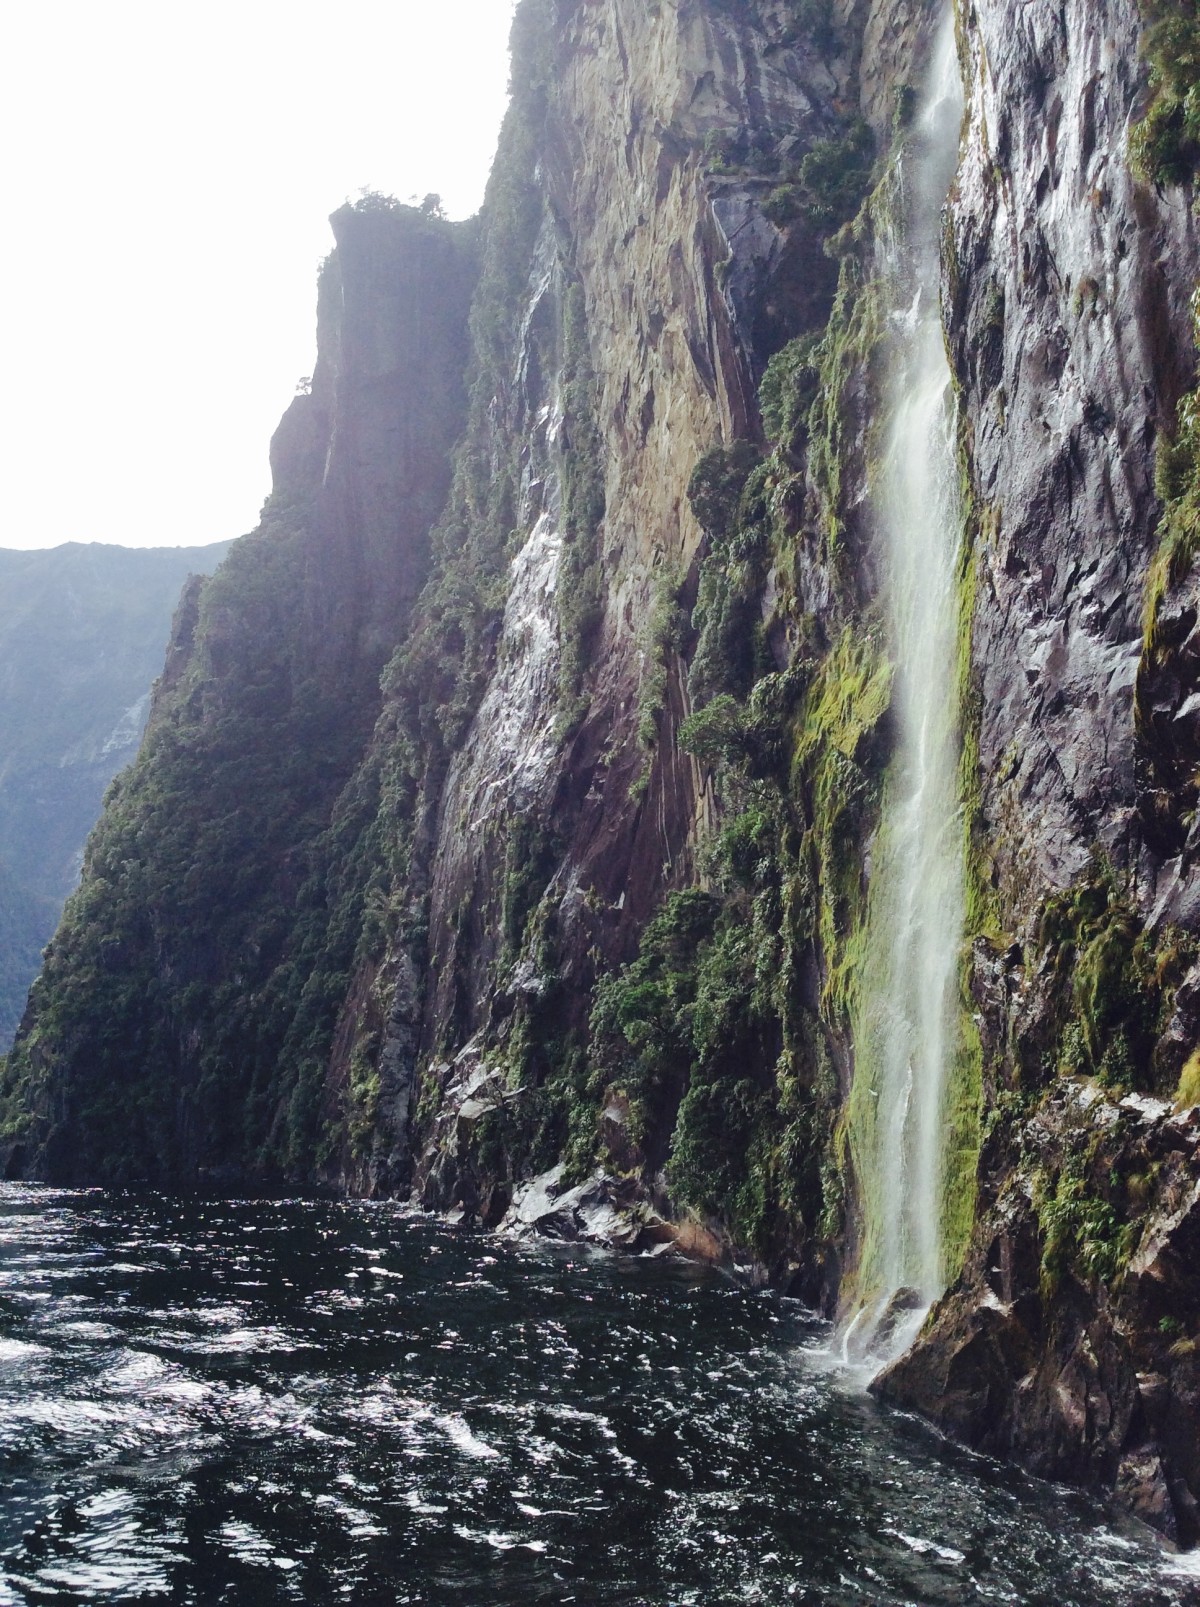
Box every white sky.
[0,1,518,551]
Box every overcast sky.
[0,1,517,552]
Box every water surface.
[0,1187,1195,1605]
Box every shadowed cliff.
[1,199,477,1185]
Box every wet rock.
[952,0,1199,914]
[503,1166,676,1252]
[1117,1448,1178,1541]
[881,1085,1200,1541]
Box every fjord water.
[851,12,967,1337]
[0,1189,1195,1607]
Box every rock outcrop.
[876,1083,1200,1543]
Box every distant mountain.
[0,540,230,1045]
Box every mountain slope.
[0,199,478,1183]
[0,540,230,1044]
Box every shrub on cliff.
[758,334,822,458]
[1131,0,1200,185]
[762,120,875,231]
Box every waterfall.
[847,10,966,1361]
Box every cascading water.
[846,10,966,1362]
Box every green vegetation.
[1142,294,1200,656]
[758,336,822,461]
[687,444,771,708]
[501,814,561,958]
[1130,0,1200,186]
[792,628,892,1018]
[635,567,688,753]
[588,791,837,1255]
[762,121,876,232]
[1034,863,1189,1094]
[1035,1146,1137,1295]
[995,862,1200,1295]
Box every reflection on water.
[0,1186,1195,1605]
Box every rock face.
[7,0,1200,1540]
[875,1084,1200,1543]
[951,0,1198,913]
[870,0,1200,1544]
[0,539,229,1046]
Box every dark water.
[0,1189,1197,1606]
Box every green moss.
[806,263,886,564]
[791,625,892,1019]
[1034,862,1194,1098]
[957,523,1002,945]
[940,1007,983,1281]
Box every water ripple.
[0,1186,1195,1605]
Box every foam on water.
[0,1185,1193,1604]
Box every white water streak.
[857,12,966,1349]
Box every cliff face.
[410,0,871,1225]
[7,0,1200,1541]
[874,0,1200,1545]
[1,202,477,1184]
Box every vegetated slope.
[8,0,1200,1542]
[0,540,230,1045]
[0,199,478,1184]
